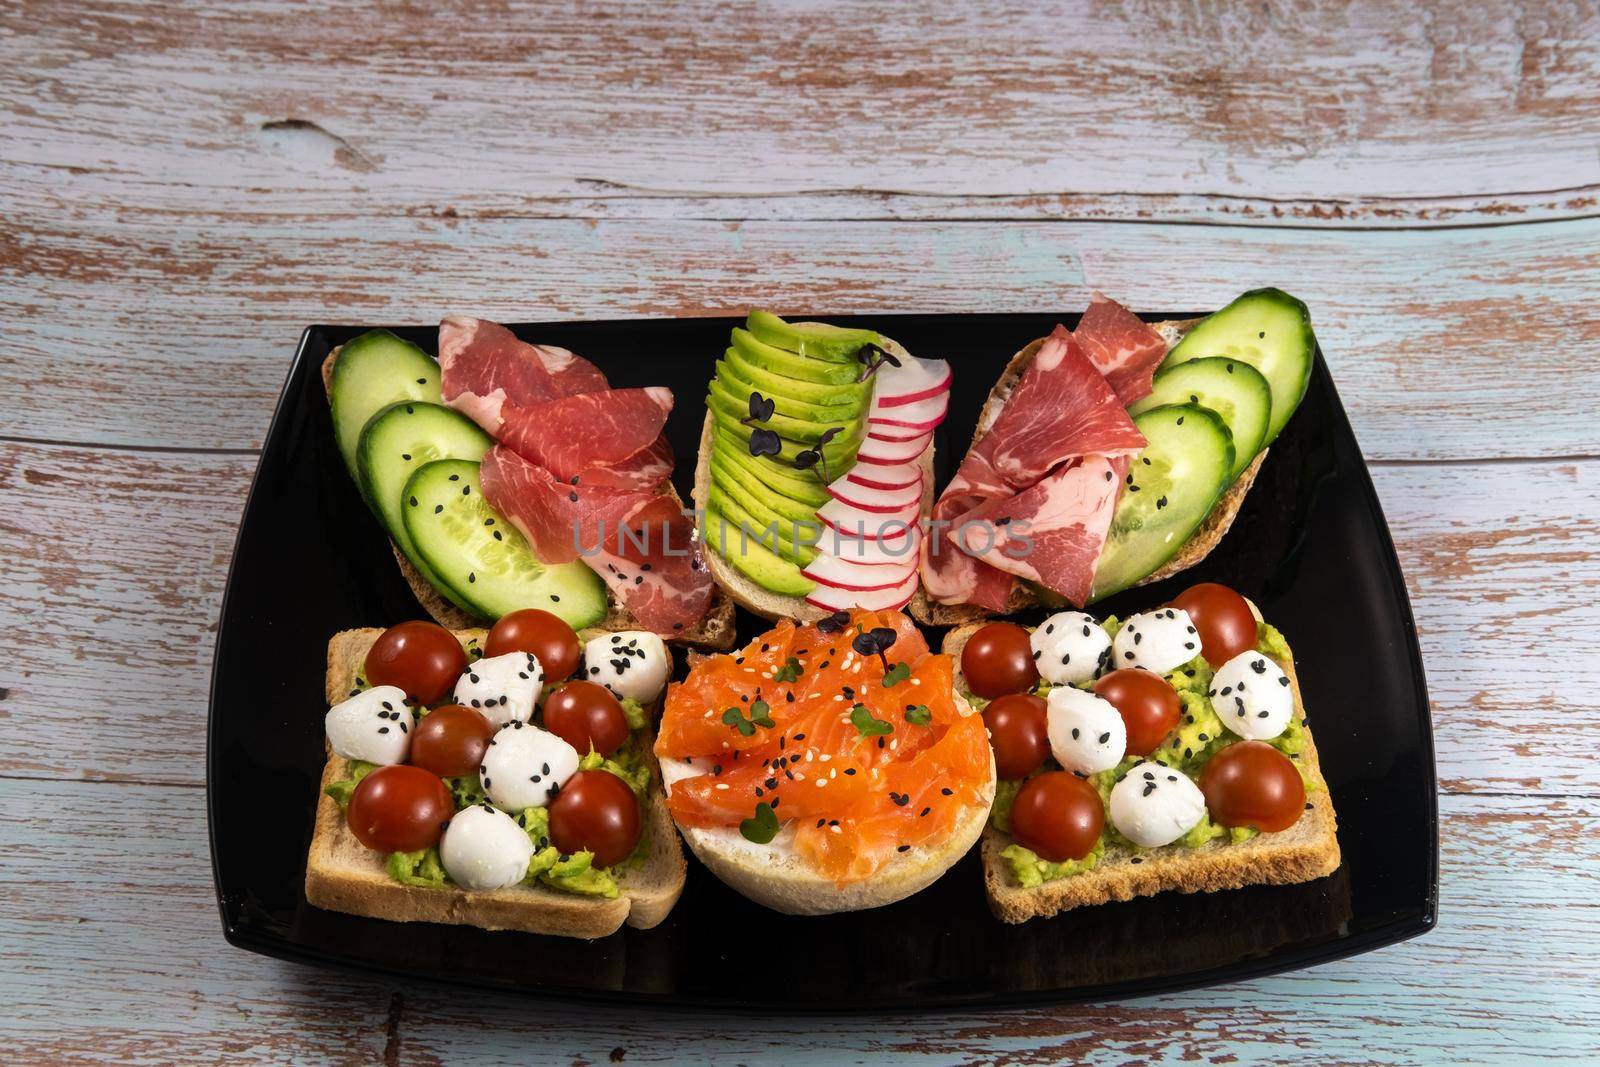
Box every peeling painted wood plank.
[3,780,1591,1061]
[4,215,1598,458]
[3,1,1598,217]
[2,442,1595,796]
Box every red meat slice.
[586,494,715,636]
[479,446,645,565]
[496,387,674,481]
[1073,293,1169,406]
[438,317,609,434]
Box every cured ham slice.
[572,435,674,492]
[439,317,609,434]
[585,494,714,635]
[479,446,644,565]
[1073,292,1168,406]
[496,387,674,481]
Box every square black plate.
[208,312,1438,1011]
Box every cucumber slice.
[703,504,816,597]
[1161,288,1314,446]
[1089,405,1235,602]
[329,331,440,488]
[1129,358,1271,481]
[402,459,608,627]
[357,402,493,609]
[745,310,880,363]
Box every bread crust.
[321,348,736,650]
[305,627,688,938]
[908,318,1263,626]
[941,623,1340,923]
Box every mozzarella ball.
[1109,762,1207,848]
[583,630,671,703]
[1111,608,1201,675]
[438,804,533,891]
[324,685,412,765]
[1210,651,1295,741]
[453,651,543,727]
[1045,686,1127,774]
[1030,611,1111,685]
[478,720,580,812]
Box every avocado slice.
[708,378,862,443]
[710,451,825,524]
[703,504,817,597]
[706,485,819,566]
[709,428,833,507]
[711,406,861,470]
[730,329,866,386]
[746,311,880,363]
[721,348,871,409]
[715,361,861,427]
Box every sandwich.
[693,312,950,622]
[941,581,1338,922]
[912,289,1315,626]
[652,608,994,914]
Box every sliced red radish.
[818,498,918,542]
[805,568,918,613]
[857,433,932,465]
[828,472,921,513]
[866,423,928,443]
[825,529,922,566]
[868,391,948,431]
[873,354,952,408]
[802,551,915,591]
[848,462,921,492]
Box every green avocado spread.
[993,618,1302,888]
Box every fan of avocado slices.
[326,331,608,628]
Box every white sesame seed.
[829,768,837,779]
[814,778,827,787]
[829,824,841,834]
[715,783,729,790]
[819,754,831,762]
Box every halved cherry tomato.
[961,622,1040,698]
[1171,583,1257,667]
[1009,771,1104,862]
[548,769,641,867]
[346,764,454,853]
[486,609,581,681]
[543,681,631,757]
[1199,740,1306,832]
[983,693,1050,780]
[409,704,497,777]
[1093,669,1182,756]
[364,620,467,706]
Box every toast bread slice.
[304,627,688,937]
[692,333,932,622]
[909,319,1264,626]
[941,623,1340,923]
[322,350,736,649]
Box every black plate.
[208,313,1437,1011]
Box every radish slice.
[857,433,932,465]
[866,423,928,443]
[818,498,919,541]
[805,568,918,612]
[827,473,921,514]
[802,551,916,591]
[873,355,952,408]
[868,391,948,431]
[824,526,922,566]
[848,462,921,491]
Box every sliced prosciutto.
[1073,292,1168,406]
[438,317,609,434]
[479,446,645,565]
[496,387,674,481]
[585,494,714,635]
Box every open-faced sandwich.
[694,312,951,621]
[942,582,1338,922]
[324,318,734,648]
[306,609,687,937]
[653,608,995,914]
[913,290,1315,625]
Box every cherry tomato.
[543,681,631,757]
[409,704,497,777]
[486,609,582,681]
[1171,583,1257,667]
[548,769,641,867]
[346,764,454,853]
[1009,771,1104,862]
[1199,740,1306,832]
[364,620,467,706]
[961,622,1040,699]
[983,693,1050,780]
[1093,669,1182,756]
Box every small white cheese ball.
[478,720,580,812]
[1111,608,1201,675]
[1210,650,1295,740]
[583,630,671,703]
[1109,762,1207,848]
[438,804,533,891]
[453,651,543,727]
[1030,611,1111,685]
[1045,686,1127,774]
[324,685,412,765]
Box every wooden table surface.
[5,1,1598,1062]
